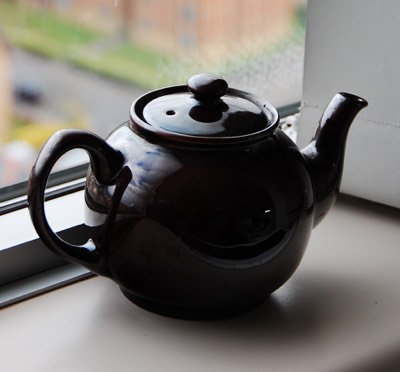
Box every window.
[181,4,197,21]
[0,0,306,307]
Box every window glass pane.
[0,0,306,192]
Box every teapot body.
[84,121,314,318]
[28,74,367,319]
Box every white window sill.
[0,263,91,308]
[0,188,92,308]
[0,195,399,371]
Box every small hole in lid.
[166,110,175,116]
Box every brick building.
[22,0,297,58]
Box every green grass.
[0,1,169,88]
[73,43,170,88]
[0,2,99,56]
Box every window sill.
[0,195,399,371]
[0,263,91,308]
[0,188,91,308]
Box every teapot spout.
[301,92,368,227]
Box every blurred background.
[0,0,306,190]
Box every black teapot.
[28,74,367,319]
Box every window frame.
[0,185,92,309]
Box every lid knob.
[187,73,228,102]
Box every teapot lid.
[130,73,279,146]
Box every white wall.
[297,0,400,208]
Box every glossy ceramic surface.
[28,74,367,319]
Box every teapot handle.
[28,129,124,273]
